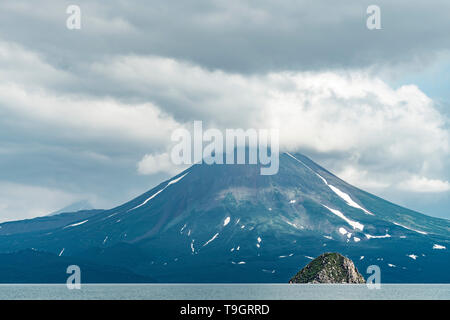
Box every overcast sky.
[0,0,449,222]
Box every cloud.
[398,176,450,193]
[0,83,180,153]
[2,0,450,73]
[0,41,188,221]
[0,41,72,86]
[0,181,82,222]
[0,43,179,152]
[102,55,449,205]
[0,41,448,218]
[92,55,449,163]
[138,152,187,175]
[336,166,391,190]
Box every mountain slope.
[0,249,153,283]
[0,209,103,237]
[0,152,448,283]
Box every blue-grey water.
[0,284,448,300]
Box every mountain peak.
[289,252,365,284]
[48,200,94,216]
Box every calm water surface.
[0,284,448,300]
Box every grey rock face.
[290,252,365,284]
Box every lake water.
[0,284,448,300]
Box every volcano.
[0,152,448,283]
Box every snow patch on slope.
[64,220,88,229]
[190,240,195,253]
[327,185,374,215]
[393,222,427,235]
[285,152,373,215]
[365,233,391,239]
[203,233,219,247]
[323,205,364,231]
[284,220,303,229]
[128,172,189,212]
